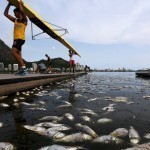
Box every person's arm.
[4,3,15,22]
[19,0,28,24]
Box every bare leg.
[11,47,25,67]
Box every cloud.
[24,0,150,45]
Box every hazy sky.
[1,0,150,69]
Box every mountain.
[0,39,69,69]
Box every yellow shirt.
[14,19,27,40]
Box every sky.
[1,0,150,69]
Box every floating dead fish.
[143,96,150,100]
[42,130,65,139]
[64,113,74,121]
[39,101,46,105]
[55,104,72,109]
[112,97,128,103]
[38,145,85,150]
[75,123,98,138]
[144,133,150,139]
[97,118,113,124]
[57,96,62,99]
[80,116,91,122]
[0,122,4,128]
[29,107,46,111]
[123,142,150,150]
[35,122,64,128]
[13,99,18,102]
[55,132,92,143]
[47,125,71,132]
[110,128,128,137]
[24,125,46,132]
[21,102,37,106]
[39,116,63,122]
[129,126,140,144]
[61,101,72,105]
[74,94,82,98]
[0,142,14,150]
[92,135,123,144]
[88,98,98,102]
[127,101,134,105]
[19,97,25,100]
[16,92,20,96]
[0,103,9,108]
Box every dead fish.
[80,116,91,122]
[143,96,150,100]
[74,94,82,98]
[38,145,85,150]
[144,133,150,139]
[19,97,25,100]
[55,132,92,143]
[0,142,14,150]
[39,101,46,105]
[97,118,113,124]
[13,99,18,102]
[0,103,9,108]
[110,128,128,137]
[56,104,72,109]
[0,122,4,128]
[113,97,128,103]
[39,116,63,122]
[24,125,46,132]
[61,101,72,105]
[21,102,37,106]
[0,96,8,100]
[47,125,71,132]
[92,135,123,144]
[75,123,98,138]
[64,113,74,121]
[35,122,64,128]
[29,107,46,111]
[123,142,150,150]
[41,130,65,139]
[129,126,140,144]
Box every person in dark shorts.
[45,54,52,73]
[4,0,28,75]
[69,50,75,73]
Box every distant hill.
[0,39,69,69]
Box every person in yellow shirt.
[4,0,28,75]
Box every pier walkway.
[0,72,86,96]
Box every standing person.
[4,0,28,75]
[69,50,75,73]
[45,54,52,73]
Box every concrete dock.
[0,72,86,96]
